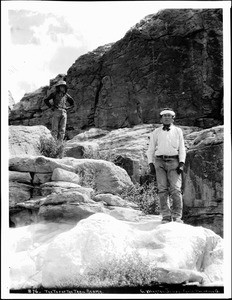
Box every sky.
[2,0,231,104]
[3,1,162,103]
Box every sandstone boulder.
[183,126,223,236]
[39,181,94,198]
[94,193,138,209]
[9,213,223,289]
[9,156,75,173]
[52,168,80,184]
[9,182,32,207]
[9,171,32,184]
[9,125,53,157]
[61,157,134,194]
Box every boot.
[161,216,172,224]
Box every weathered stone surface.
[52,168,80,184]
[66,9,220,131]
[9,9,223,135]
[9,182,32,207]
[9,125,53,157]
[38,203,105,223]
[94,193,138,209]
[189,125,223,149]
[105,206,145,221]
[183,126,223,236]
[40,181,94,198]
[10,209,39,227]
[9,213,223,289]
[9,171,32,184]
[9,156,75,173]
[61,157,134,194]
[64,124,201,182]
[33,173,52,184]
[13,190,103,224]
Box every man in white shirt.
[146,108,186,224]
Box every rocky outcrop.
[9,155,136,227]
[183,126,223,236]
[9,9,223,136]
[9,213,223,289]
[64,124,201,182]
[9,125,53,157]
[8,124,224,236]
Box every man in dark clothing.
[44,80,74,144]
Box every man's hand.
[176,162,184,175]
[149,163,156,175]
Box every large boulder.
[9,9,223,134]
[183,126,223,236]
[9,125,53,157]
[9,213,223,290]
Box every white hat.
[160,108,175,117]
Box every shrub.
[54,250,159,288]
[121,181,160,215]
[78,168,97,190]
[38,136,64,158]
[85,251,159,287]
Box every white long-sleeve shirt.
[146,125,186,164]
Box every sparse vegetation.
[121,181,160,215]
[55,250,159,288]
[85,251,159,287]
[38,136,64,158]
[78,168,97,190]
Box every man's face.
[60,86,66,93]
[161,113,174,125]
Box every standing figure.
[44,80,74,145]
[146,108,186,223]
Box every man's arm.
[176,128,186,174]
[146,131,157,164]
[44,93,54,108]
[66,94,74,110]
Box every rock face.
[9,213,223,290]
[9,125,53,157]
[9,155,136,227]
[8,124,224,237]
[64,124,201,183]
[183,126,223,237]
[9,9,223,137]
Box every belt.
[156,155,179,159]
